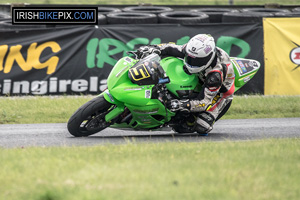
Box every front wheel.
[67,95,113,137]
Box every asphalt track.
[0,118,299,148]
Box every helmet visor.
[184,53,213,69]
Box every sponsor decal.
[133,108,158,114]
[227,73,234,78]
[124,87,142,91]
[158,77,170,84]
[115,65,129,77]
[145,90,151,98]
[124,57,133,64]
[290,41,300,71]
[233,59,256,76]
[237,60,247,73]
[211,95,221,105]
[180,85,193,88]
[105,89,114,102]
[243,76,251,83]
[204,45,212,54]
[195,103,206,108]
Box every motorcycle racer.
[137,34,235,135]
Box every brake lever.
[126,51,139,59]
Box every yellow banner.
[264,18,300,95]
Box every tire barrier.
[190,8,239,23]
[106,12,157,24]
[0,6,298,26]
[222,12,273,23]
[292,7,300,12]
[223,8,294,23]
[97,7,122,24]
[0,21,47,29]
[274,12,300,17]
[241,8,291,13]
[0,12,10,19]
[158,11,209,24]
[97,7,122,15]
[123,6,173,14]
[0,17,11,23]
[98,14,107,25]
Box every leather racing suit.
[155,43,235,134]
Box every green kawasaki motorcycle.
[67,53,260,137]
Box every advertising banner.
[264,18,300,95]
[0,23,263,96]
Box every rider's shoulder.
[216,47,229,57]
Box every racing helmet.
[184,34,216,74]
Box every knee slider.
[195,112,215,134]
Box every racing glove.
[136,46,161,59]
[167,99,191,112]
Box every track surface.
[0,118,299,148]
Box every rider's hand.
[167,99,190,112]
[137,46,161,59]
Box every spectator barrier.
[263,18,300,95]
[0,5,299,96]
[0,23,263,96]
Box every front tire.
[67,95,113,137]
[172,125,195,134]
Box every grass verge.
[0,95,299,124]
[0,138,299,200]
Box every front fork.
[100,89,125,122]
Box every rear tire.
[67,95,113,137]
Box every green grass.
[0,138,299,200]
[226,95,300,119]
[0,95,92,124]
[0,96,299,199]
[0,95,299,124]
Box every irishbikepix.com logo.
[12,7,98,25]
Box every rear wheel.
[67,95,113,137]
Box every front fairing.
[105,54,200,129]
[107,56,157,106]
[107,56,138,91]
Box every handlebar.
[126,51,139,59]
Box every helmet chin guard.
[184,34,216,74]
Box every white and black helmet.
[184,34,216,74]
